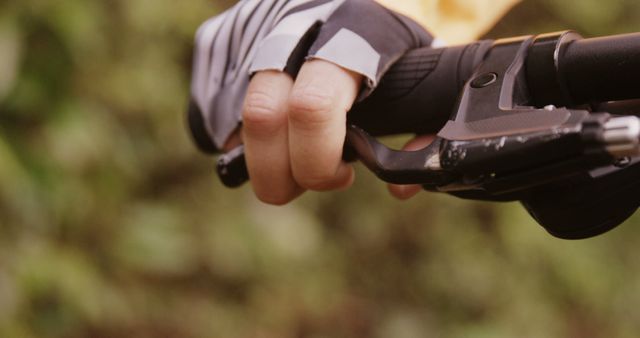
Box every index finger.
[287,59,362,191]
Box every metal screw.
[614,157,632,168]
[471,73,498,88]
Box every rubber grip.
[561,33,640,105]
[348,40,492,136]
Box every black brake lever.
[216,145,249,188]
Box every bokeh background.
[2,0,640,337]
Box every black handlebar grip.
[348,40,493,136]
[560,32,640,105]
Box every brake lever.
[217,139,358,188]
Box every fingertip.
[335,164,356,191]
[388,184,421,200]
[403,134,436,151]
[252,184,306,206]
[385,134,434,200]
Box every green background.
[1,0,640,337]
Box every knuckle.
[288,85,336,126]
[243,90,286,133]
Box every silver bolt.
[425,154,441,170]
[603,116,640,157]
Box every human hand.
[240,60,361,204]
[188,0,434,204]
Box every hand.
[240,60,361,204]
[188,0,433,204]
[239,64,437,204]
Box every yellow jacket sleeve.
[377,0,520,44]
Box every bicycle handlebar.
[214,30,640,239]
[349,32,640,137]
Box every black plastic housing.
[348,41,493,136]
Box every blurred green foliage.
[1,0,640,337]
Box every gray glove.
[188,0,433,153]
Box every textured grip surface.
[371,48,443,100]
[348,41,492,136]
[561,33,640,105]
